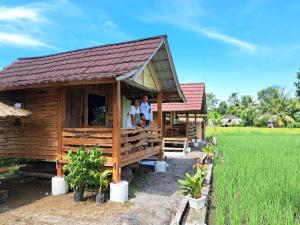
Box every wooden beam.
[122,79,159,94]
[112,81,121,183]
[186,112,189,138]
[0,78,115,92]
[56,87,66,177]
[157,91,164,160]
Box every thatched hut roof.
[0,102,31,118]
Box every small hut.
[0,35,185,189]
[222,115,242,127]
[152,83,206,152]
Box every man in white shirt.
[140,95,152,128]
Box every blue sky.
[0,0,299,100]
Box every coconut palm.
[258,86,294,126]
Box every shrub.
[63,147,104,191]
[178,165,205,199]
[98,170,111,194]
[203,143,215,158]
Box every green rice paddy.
[207,127,300,225]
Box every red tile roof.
[0,35,166,90]
[152,83,206,113]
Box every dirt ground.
[0,153,202,225]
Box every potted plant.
[203,143,215,164]
[64,147,104,202]
[178,165,206,209]
[96,169,111,205]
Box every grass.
[128,167,150,198]
[208,127,300,225]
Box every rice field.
[207,127,300,225]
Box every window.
[88,94,107,127]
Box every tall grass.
[209,127,300,225]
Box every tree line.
[207,70,300,128]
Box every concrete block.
[110,181,128,203]
[154,161,167,172]
[51,176,68,195]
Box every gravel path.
[0,153,203,225]
[118,156,196,225]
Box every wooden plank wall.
[0,88,58,160]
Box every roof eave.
[163,38,186,103]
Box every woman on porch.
[126,99,141,129]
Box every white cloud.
[190,26,256,53]
[142,0,258,53]
[0,6,41,22]
[0,32,53,48]
[0,3,55,49]
[99,20,129,40]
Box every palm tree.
[228,92,239,106]
[258,86,294,126]
[240,95,255,108]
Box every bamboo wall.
[0,88,59,160]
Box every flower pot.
[189,195,206,210]
[73,188,84,202]
[0,190,9,203]
[185,147,191,153]
[193,142,200,148]
[96,193,105,205]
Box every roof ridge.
[181,82,205,85]
[18,34,167,61]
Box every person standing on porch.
[140,95,152,128]
[126,99,141,128]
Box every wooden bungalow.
[0,35,185,184]
[152,83,206,151]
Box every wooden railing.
[120,126,162,167]
[61,128,113,166]
[61,126,162,168]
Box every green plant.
[98,170,111,194]
[206,127,300,225]
[128,168,150,198]
[63,146,104,191]
[208,111,223,136]
[178,165,205,199]
[203,143,215,158]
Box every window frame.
[85,91,108,128]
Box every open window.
[88,94,107,127]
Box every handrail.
[63,127,113,132]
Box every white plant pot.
[189,195,206,210]
[193,142,200,148]
[185,147,191,153]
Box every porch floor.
[0,151,204,225]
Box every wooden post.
[170,112,174,127]
[186,112,189,138]
[202,120,205,141]
[57,88,66,177]
[157,91,163,160]
[112,81,121,183]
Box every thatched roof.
[0,102,31,118]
